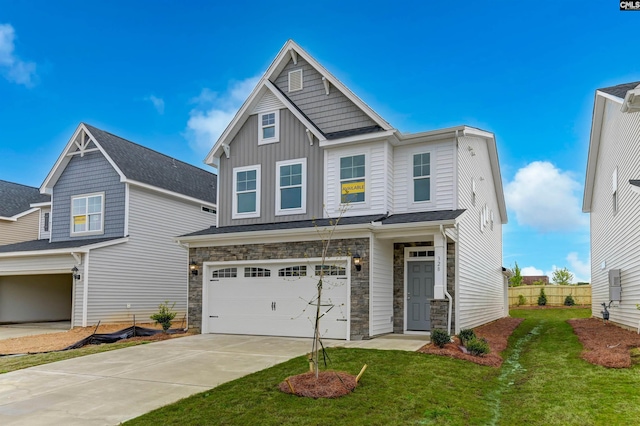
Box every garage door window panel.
[212,268,237,278]
[244,267,271,277]
[315,265,347,276]
[279,265,307,277]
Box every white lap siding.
[369,234,394,336]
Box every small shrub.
[537,288,547,306]
[466,338,490,356]
[150,301,176,332]
[564,294,575,306]
[458,328,476,346]
[517,294,527,306]
[431,329,451,348]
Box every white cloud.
[0,24,36,87]
[185,76,260,155]
[505,161,588,232]
[566,252,590,283]
[521,266,544,276]
[145,95,165,114]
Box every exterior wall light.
[353,253,362,272]
[71,266,81,280]
[190,260,199,276]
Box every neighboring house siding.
[218,110,324,226]
[456,135,504,330]
[39,207,51,240]
[590,99,640,328]
[273,57,377,134]
[80,185,215,326]
[51,151,125,242]
[393,140,456,214]
[324,141,389,218]
[370,234,394,336]
[0,210,40,245]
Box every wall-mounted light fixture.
[71,266,81,280]
[353,253,362,272]
[190,260,199,276]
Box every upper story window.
[258,111,279,145]
[71,193,104,236]
[340,154,365,203]
[233,165,261,219]
[276,158,306,215]
[413,153,431,202]
[43,212,50,232]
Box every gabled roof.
[0,180,50,219]
[205,39,393,166]
[598,81,640,99]
[42,123,217,205]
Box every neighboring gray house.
[177,40,508,341]
[0,180,51,245]
[583,81,640,329]
[0,123,217,326]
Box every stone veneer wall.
[393,241,456,333]
[188,237,370,340]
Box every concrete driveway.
[0,333,427,425]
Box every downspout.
[440,224,453,335]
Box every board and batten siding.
[393,140,456,214]
[218,109,324,226]
[369,234,394,336]
[273,56,377,134]
[589,98,640,328]
[455,135,505,331]
[0,210,40,245]
[51,151,125,242]
[324,141,390,218]
[79,185,215,326]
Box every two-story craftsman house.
[0,123,217,326]
[177,40,508,340]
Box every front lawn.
[120,308,639,425]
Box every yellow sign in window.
[341,181,365,195]
[73,216,86,226]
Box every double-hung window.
[276,158,306,215]
[233,165,261,218]
[413,153,431,202]
[258,111,279,144]
[340,154,365,203]
[71,193,104,235]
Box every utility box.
[609,269,621,301]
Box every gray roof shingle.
[0,180,50,218]
[0,236,123,253]
[599,81,640,99]
[84,124,217,204]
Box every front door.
[407,261,434,331]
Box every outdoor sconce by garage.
[190,260,199,276]
[71,266,81,280]
[353,253,362,272]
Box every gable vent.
[288,69,303,92]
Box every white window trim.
[258,110,280,145]
[232,164,261,219]
[410,151,434,205]
[339,153,368,207]
[70,192,105,236]
[612,167,618,214]
[275,158,307,216]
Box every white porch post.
[434,233,446,299]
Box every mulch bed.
[568,318,640,368]
[418,317,524,367]
[279,371,357,398]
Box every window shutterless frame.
[232,165,261,219]
[258,111,280,145]
[70,192,105,236]
[275,158,306,215]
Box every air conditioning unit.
[609,269,621,301]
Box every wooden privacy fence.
[509,285,591,307]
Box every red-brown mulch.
[568,318,640,368]
[279,371,357,398]
[418,317,524,367]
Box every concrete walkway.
[0,333,428,426]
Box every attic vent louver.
[288,69,303,92]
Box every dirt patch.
[279,371,357,398]
[0,322,190,355]
[418,317,524,367]
[568,318,640,368]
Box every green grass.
[0,340,152,373]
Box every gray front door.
[407,261,434,331]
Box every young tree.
[509,262,523,287]
[552,267,574,285]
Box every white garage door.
[205,261,349,339]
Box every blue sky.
[1,1,638,282]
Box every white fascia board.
[370,220,458,240]
[318,130,396,148]
[0,208,40,222]
[396,126,466,145]
[472,130,508,224]
[0,237,128,259]
[124,179,217,209]
[29,202,51,208]
[583,94,606,212]
[265,40,393,131]
[596,90,624,104]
